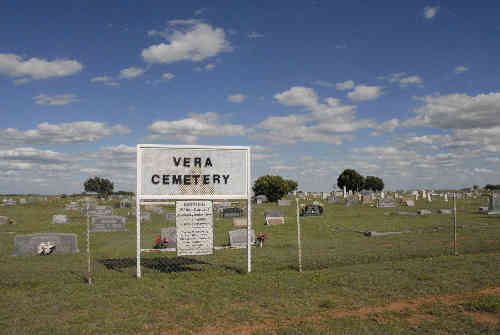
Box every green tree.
[364,176,384,192]
[337,169,364,192]
[253,175,297,202]
[84,176,114,197]
[283,179,298,194]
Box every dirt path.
[152,286,500,335]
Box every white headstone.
[343,186,346,198]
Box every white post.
[86,202,91,285]
[247,148,252,273]
[453,192,457,255]
[296,198,303,273]
[136,146,142,279]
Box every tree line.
[336,169,384,192]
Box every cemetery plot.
[90,216,127,232]
[52,214,68,224]
[228,229,255,247]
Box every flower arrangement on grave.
[37,242,56,255]
[7,218,15,224]
[257,232,267,247]
[153,236,168,249]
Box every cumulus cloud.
[227,93,247,103]
[142,20,232,64]
[454,65,469,74]
[119,67,145,79]
[0,53,83,80]
[33,94,79,106]
[347,85,383,101]
[336,80,355,91]
[424,6,439,19]
[406,92,500,130]
[0,122,131,146]
[371,118,400,136]
[148,112,246,143]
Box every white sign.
[137,145,249,200]
[176,201,213,256]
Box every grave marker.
[13,233,79,256]
[52,214,68,224]
[228,229,255,247]
[90,216,127,232]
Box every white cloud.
[406,92,500,129]
[347,85,383,101]
[0,122,130,146]
[142,20,232,64]
[274,86,319,109]
[148,112,246,143]
[379,73,423,87]
[119,67,145,79]
[454,66,469,74]
[336,80,355,91]
[33,94,79,106]
[248,32,264,39]
[162,72,175,80]
[227,93,247,103]
[371,118,400,136]
[0,53,83,80]
[424,6,439,19]
[90,76,119,87]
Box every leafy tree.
[364,176,384,192]
[84,176,114,197]
[336,169,365,192]
[253,175,298,202]
[283,179,298,194]
[485,184,500,191]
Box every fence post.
[296,198,303,273]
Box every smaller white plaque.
[176,201,213,256]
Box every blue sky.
[1,1,500,194]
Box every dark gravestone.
[222,207,243,218]
[52,214,68,224]
[160,227,177,249]
[228,229,255,247]
[488,193,500,215]
[417,209,432,215]
[165,212,176,222]
[90,216,127,232]
[13,233,79,256]
[300,205,323,217]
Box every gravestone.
[377,199,397,208]
[84,206,113,217]
[64,203,80,211]
[0,216,9,225]
[327,197,336,204]
[438,209,452,214]
[160,227,177,249]
[165,212,176,222]
[90,216,127,232]
[431,194,441,201]
[52,214,68,224]
[417,209,432,215]
[233,217,248,227]
[278,199,292,206]
[266,216,285,225]
[228,229,255,248]
[264,209,284,218]
[344,198,358,206]
[478,206,489,212]
[13,233,79,256]
[222,207,242,218]
[19,198,27,204]
[300,204,323,216]
[488,193,500,215]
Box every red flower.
[154,236,161,244]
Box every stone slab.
[228,229,255,247]
[222,207,243,218]
[161,227,177,249]
[264,209,284,218]
[13,233,79,256]
[52,214,68,224]
[90,216,126,232]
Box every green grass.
[0,196,499,334]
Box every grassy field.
[0,196,499,334]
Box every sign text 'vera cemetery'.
[138,146,249,198]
